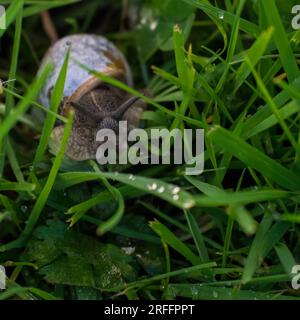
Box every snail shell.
[38,34,145,161]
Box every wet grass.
[0,0,300,300]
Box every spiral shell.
[37,34,145,161]
[38,34,133,107]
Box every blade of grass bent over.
[33,48,70,164]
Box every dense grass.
[0,0,300,300]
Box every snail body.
[38,34,145,161]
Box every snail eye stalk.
[111,96,140,119]
[70,95,141,125]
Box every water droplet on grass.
[20,205,28,213]
[168,286,176,298]
[213,291,219,298]
[147,183,157,191]
[191,287,199,297]
[121,246,136,255]
[173,194,179,201]
[183,200,195,209]
[172,186,181,194]
[158,186,165,193]
[150,20,158,31]
[218,11,224,19]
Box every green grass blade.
[275,243,297,274]
[261,0,300,82]
[55,171,196,210]
[0,63,52,141]
[22,111,74,238]
[149,220,201,265]
[0,180,35,192]
[245,56,299,153]
[167,284,297,300]
[182,0,259,36]
[234,27,274,93]
[195,189,291,206]
[184,210,209,262]
[227,204,257,236]
[33,48,70,164]
[107,262,217,292]
[0,0,23,176]
[208,126,300,190]
[22,0,80,18]
[185,176,225,196]
[0,0,23,38]
[140,201,189,232]
[242,213,273,283]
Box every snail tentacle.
[111,96,140,119]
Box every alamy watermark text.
[292,5,300,30]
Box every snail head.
[52,86,146,161]
[69,88,140,133]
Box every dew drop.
[20,205,28,213]
[121,246,136,255]
[128,174,135,181]
[150,20,158,31]
[213,290,219,298]
[168,286,176,298]
[147,183,157,191]
[172,186,181,194]
[218,11,225,19]
[191,287,199,297]
[140,17,147,25]
[183,200,195,209]
[173,194,179,201]
[158,186,165,193]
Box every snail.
[37,34,146,161]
